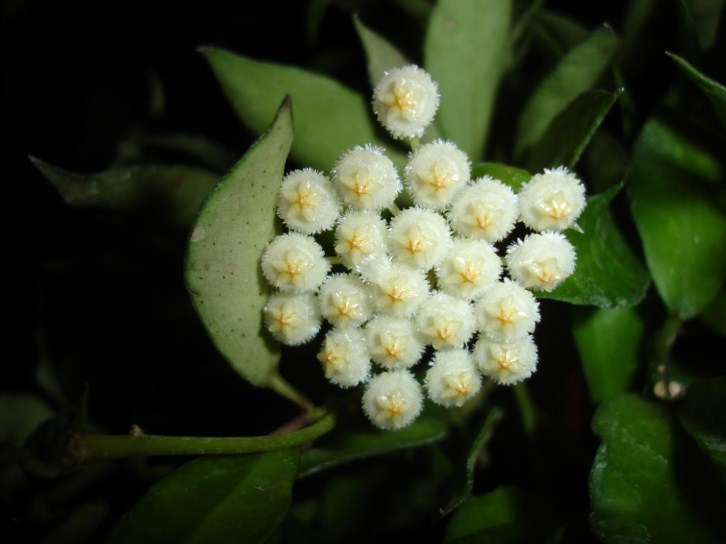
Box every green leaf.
[0,393,53,448]
[33,159,219,227]
[353,15,408,87]
[668,52,726,126]
[471,162,531,191]
[539,185,650,308]
[700,286,726,335]
[628,118,726,318]
[530,10,589,59]
[424,0,512,160]
[678,0,725,51]
[299,415,446,478]
[572,307,644,403]
[526,88,622,172]
[444,487,552,543]
[106,449,300,544]
[515,25,619,157]
[590,394,725,544]
[185,99,292,387]
[201,47,405,171]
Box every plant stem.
[267,372,315,413]
[645,312,682,399]
[66,412,334,466]
[513,381,538,438]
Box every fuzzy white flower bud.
[317,328,371,388]
[405,140,470,210]
[277,168,341,234]
[319,273,374,328]
[264,292,321,346]
[372,65,440,140]
[474,280,540,342]
[388,207,452,270]
[332,145,401,210]
[362,370,424,430]
[436,239,502,300]
[474,335,538,385]
[334,211,388,269]
[448,176,519,242]
[518,166,586,231]
[506,232,576,292]
[425,349,482,407]
[261,233,330,292]
[365,316,425,370]
[373,264,430,317]
[416,293,476,350]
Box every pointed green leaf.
[471,162,532,191]
[572,307,644,404]
[526,88,622,171]
[515,25,619,157]
[33,159,219,227]
[539,185,650,308]
[202,47,405,171]
[668,52,726,126]
[628,118,726,318]
[106,449,300,544]
[185,100,293,387]
[424,0,512,159]
[530,10,589,58]
[353,16,409,87]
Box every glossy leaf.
[590,394,724,544]
[471,162,531,191]
[33,159,219,227]
[185,99,292,387]
[668,52,726,126]
[353,15,408,87]
[424,0,511,160]
[539,185,650,308]
[526,88,622,172]
[106,449,300,544]
[299,415,446,478]
[628,118,726,318]
[515,25,619,156]
[202,47,405,171]
[572,307,644,403]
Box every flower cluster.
[260,65,586,430]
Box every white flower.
[317,328,371,388]
[365,316,425,370]
[261,233,330,292]
[435,239,502,300]
[448,176,519,242]
[332,145,401,210]
[405,140,470,210]
[334,211,388,269]
[518,166,586,231]
[277,168,341,234]
[416,293,476,350]
[362,370,424,430]
[474,279,540,342]
[388,207,452,270]
[264,292,321,346]
[474,335,538,385]
[373,264,430,317]
[506,232,576,292]
[372,64,440,140]
[319,273,374,328]
[425,349,482,407]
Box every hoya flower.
[474,279,540,342]
[506,232,576,292]
[405,140,470,210]
[474,335,538,385]
[372,64,440,140]
[276,168,341,234]
[388,207,452,270]
[362,370,424,430]
[317,328,371,388]
[373,263,430,317]
[334,210,388,269]
[264,292,321,346]
[518,166,586,231]
[261,233,330,292]
[448,176,519,242]
[332,145,401,210]
[436,239,502,300]
[318,273,374,328]
[365,316,425,370]
[416,293,476,350]
[353,251,394,284]
[425,349,482,408]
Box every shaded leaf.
[471,162,531,191]
[628,117,726,318]
[185,99,293,387]
[106,449,299,544]
[678,0,725,51]
[572,307,644,404]
[668,52,726,126]
[353,15,409,87]
[424,0,512,159]
[138,133,237,172]
[202,47,405,171]
[526,88,622,171]
[0,393,53,448]
[33,159,219,227]
[539,185,650,308]
[700,286,726,335]
[530,10,589,58]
